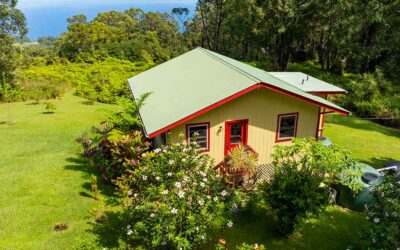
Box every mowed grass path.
[324,114,400,168]
[0,94,115,249]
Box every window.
[186,123,210,151]
[276,113,298,142]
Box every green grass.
[209,205,367,249]
[0,94,116,249]
[324,114,400,168]
[1,93,399,249]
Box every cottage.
[128,48,349,165]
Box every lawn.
[324,114,400,168]
[0,94,116,249]
[0,95,399,249]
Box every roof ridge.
[198,48,261,83]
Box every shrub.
[44,102,56,113]
[115,142,240,249]
[261,162,329,235]
[361,175,400,249]
[261,138,361,235]
[272,138,362,192]
[77,128,149,181]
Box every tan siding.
[169,88,319,164]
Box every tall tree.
[0,0,26,101]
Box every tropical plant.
[115,141,240,249]
[77,128,149,181]
[361,175,400,249]
[224,144,258,175]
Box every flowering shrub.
[361,175,400,249]
[115,142,240,249]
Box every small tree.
[261,138,361,236]
[361,175,400,249]
[44,102,56,113]
[115,142,240,249]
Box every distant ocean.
[18,1,196,39]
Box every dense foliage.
[57,9,187,63]
[115,141,239,249]
[261,138,361,235]
[13,58,151,103]
[0,0,26,102]
[77,94,149,180]
[261,161,328,235]
[361,175,400,249]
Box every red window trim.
[275,112,299,143]
[186,122,210,152]
[224,119,249,156]
[147,82,349,139]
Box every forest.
[1,0,400,128]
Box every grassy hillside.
[0,94,116,249]
[324,114,400,168]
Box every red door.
[225,119,248,155]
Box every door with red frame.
[224,119,248,155]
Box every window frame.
[186,122,210,151]
[275,113,299,142]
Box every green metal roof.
[128,47,350,137]
[268,72,347,93]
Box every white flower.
[183,148,188,152]
[198,200,204,206]
[167,172,173,177]
[171,207,178,214]
[133,193,138,198]
[127,229,133,235]
[207,195,211,200]
[155,176,160,181]
[233,203,238,209]
[182,158,186,162]
[201,235,205,240]
[150,213,155,218]
[127,190,133,196]
[127,225,131,229]
[213,197,218,202]
[142,153,146,157]
[200,171,206,177]
[162,190,169,195]
[227,220,233,228]
[195,226,199,231]
[221,190,228,197]
[154,148,161,153]
[176,143,180,146]
[193,132,200,136]
[168,160,174,165]
[163,149,167,153]
[142,175,147,181]
[202,178,207,182]
[374,218,380,223]
[183,176,189,182]
[178,190,185,198]
[175,182,181,188]
[200,182,205,187]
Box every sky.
[17,0,197,39]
